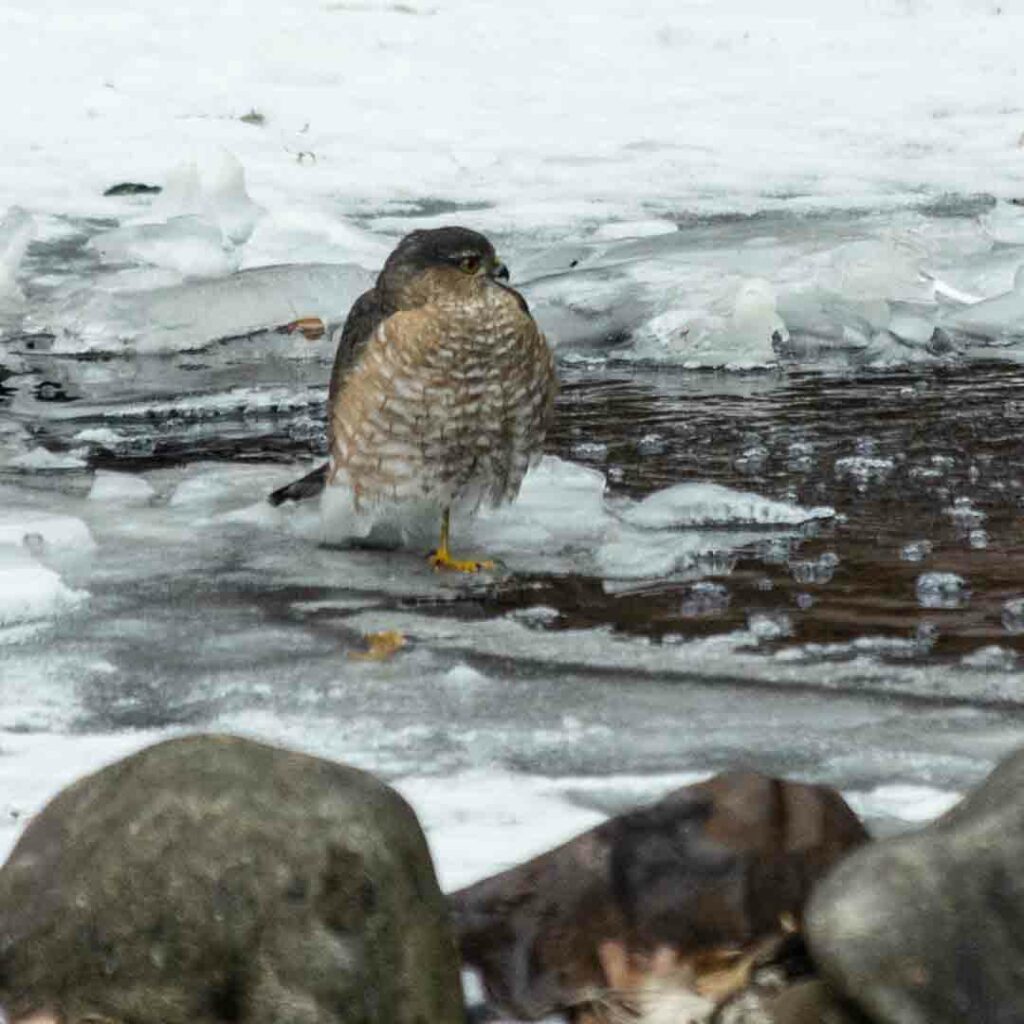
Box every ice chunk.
[169,464,290,509]
[980,202,1024,246]
[634,278,788,368]
[8,447,88,471]
[90,215,238,279]
[0,205,34,307]
[0,510,96,554]
[592,220,677,241]
[40,263,373,354]
[916,571,970,609]
[620,481,832,530]
[88,471,155,505]
[470,456,610,557]
[597,526,764,581]
[962,645,1017,670]
[943,269,1024,341]
[85,151,261,281]
[73,427,130,447]
[1002,597,1024,635]
[887,302,937,346]
[0,544,86,627]
[822,237,933,303]
[155,149,263,246]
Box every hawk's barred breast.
[329,274,557,511]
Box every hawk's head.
[377,226,511,310]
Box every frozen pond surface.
[2,199,1024,895]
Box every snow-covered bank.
[2,0,1023,234]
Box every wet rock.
[807,746,1024,1024]
[450,770,867,1021]
[0,734,463,1024]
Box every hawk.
[269,227,558,572]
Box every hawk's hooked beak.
[490,261,510,283]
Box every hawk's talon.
[428,549,495,574]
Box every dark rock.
[450,770,867,1020]
[0,734,464,1024]
[103,182,162,196]
[762,980,871,1024]
[807,747,1024,1024]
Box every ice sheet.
[0,544,86,628]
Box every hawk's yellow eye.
[458,254,481,274]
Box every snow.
[8,448,88,471]
[0,207,33,309]
[88,470,156,505]
[0,544,86,629]
[2,0,1023,233]
[0,510,96,554]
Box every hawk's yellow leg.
[428,508,495,573]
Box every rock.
[451,770,868,1021]
[103,182,163,196]
[807,746,1024,1024]
[760,980,870,1024]
[0,734,463,1024]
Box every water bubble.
[636,433,667,456]
[790,552,839,585]
[834,456,894,491]
[571,441,609,461]
[748,610,793,640]
[607,466,625,483]
[680,581,730,618]
[734,446,768,474]
[854,437,877,457]
[786,441,815,473]
[945,497,986,531]
[1002,597,1024,634]
[968,529,989,550]
[795,592,815,609]
[901,540,932,562]
[916,572,970,609]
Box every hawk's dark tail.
[267,462,330,506]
